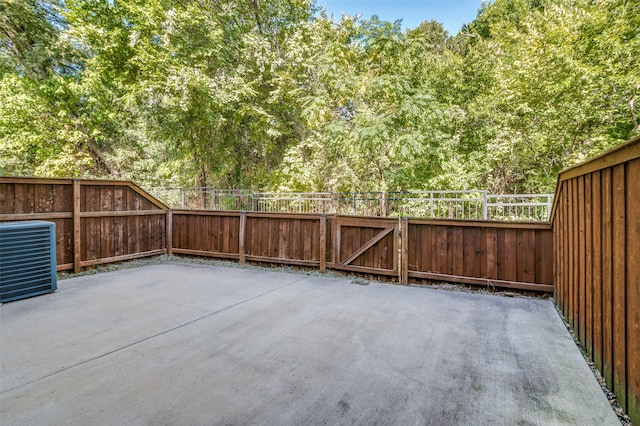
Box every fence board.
[602,168,614,388]
[612,164,627,406]
[626,159,640,422]
[578,175,586,347]
[585,173,593,360]
[592,170,603,374]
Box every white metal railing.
[147,187,554,222]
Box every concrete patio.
[0,263,619,425]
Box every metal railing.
[147,187,554,222]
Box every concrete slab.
[0,263,618,425]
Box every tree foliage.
[1,0,638,193]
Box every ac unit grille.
[0,221,57,303]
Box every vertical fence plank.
[578,176,586,347]
[229,215,239,255]
[73,180,82,273]
[584,174,593,360]
[612,164,627,407]
[462,228,475,278]
[602,168,614,388]
[562,191,568,306]
[572,178,579,332]
[392,219,399,276]
[503,229,517,282]
[401,218,409,284]
[320,215,327,272]
[421,224,432,274]
[166,210,173,255]
[301,219,311,260]
[100,186,114,258]
[239,212,246,264]
[452,227,464,276]
[292,219,301,261]
[113,186,125,257]
[436,227,448,274]
[626,159,640,422]
[486,228,498,280]
[592,171,603,374]
[522,230,536,283]
[555,198,562,308]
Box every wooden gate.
[331,216,399,277]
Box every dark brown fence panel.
[0,177,168,272]
[170,211,332,269]
[551,135,640,424]
[244,213,327,267]
[405,219,553,292]
[170,210,241,260]
[331,216,399,278]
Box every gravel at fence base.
[3,264,619,425]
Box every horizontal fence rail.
[147,187,553,222]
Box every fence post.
[320,214,327,273]
[239,211,247,264]
[166,209,173,256]
[482,191,488,220]
[380,191,387,217]
[73,179,82,273]
[401,217,409,285]
[181,187,185,208]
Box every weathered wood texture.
[551,135,640,424]
[405,219,553,292]
[0,177,167,272]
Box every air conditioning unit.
[0,221,57,303]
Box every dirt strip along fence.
[0,177,169,273]
[550,135,640,424]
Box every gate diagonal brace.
[341,227,394,265]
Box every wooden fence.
[403,219,553,292]
[0,177,552,292]
[0,177,169,272]
[169,210,547,290]
[550,135,640,423]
